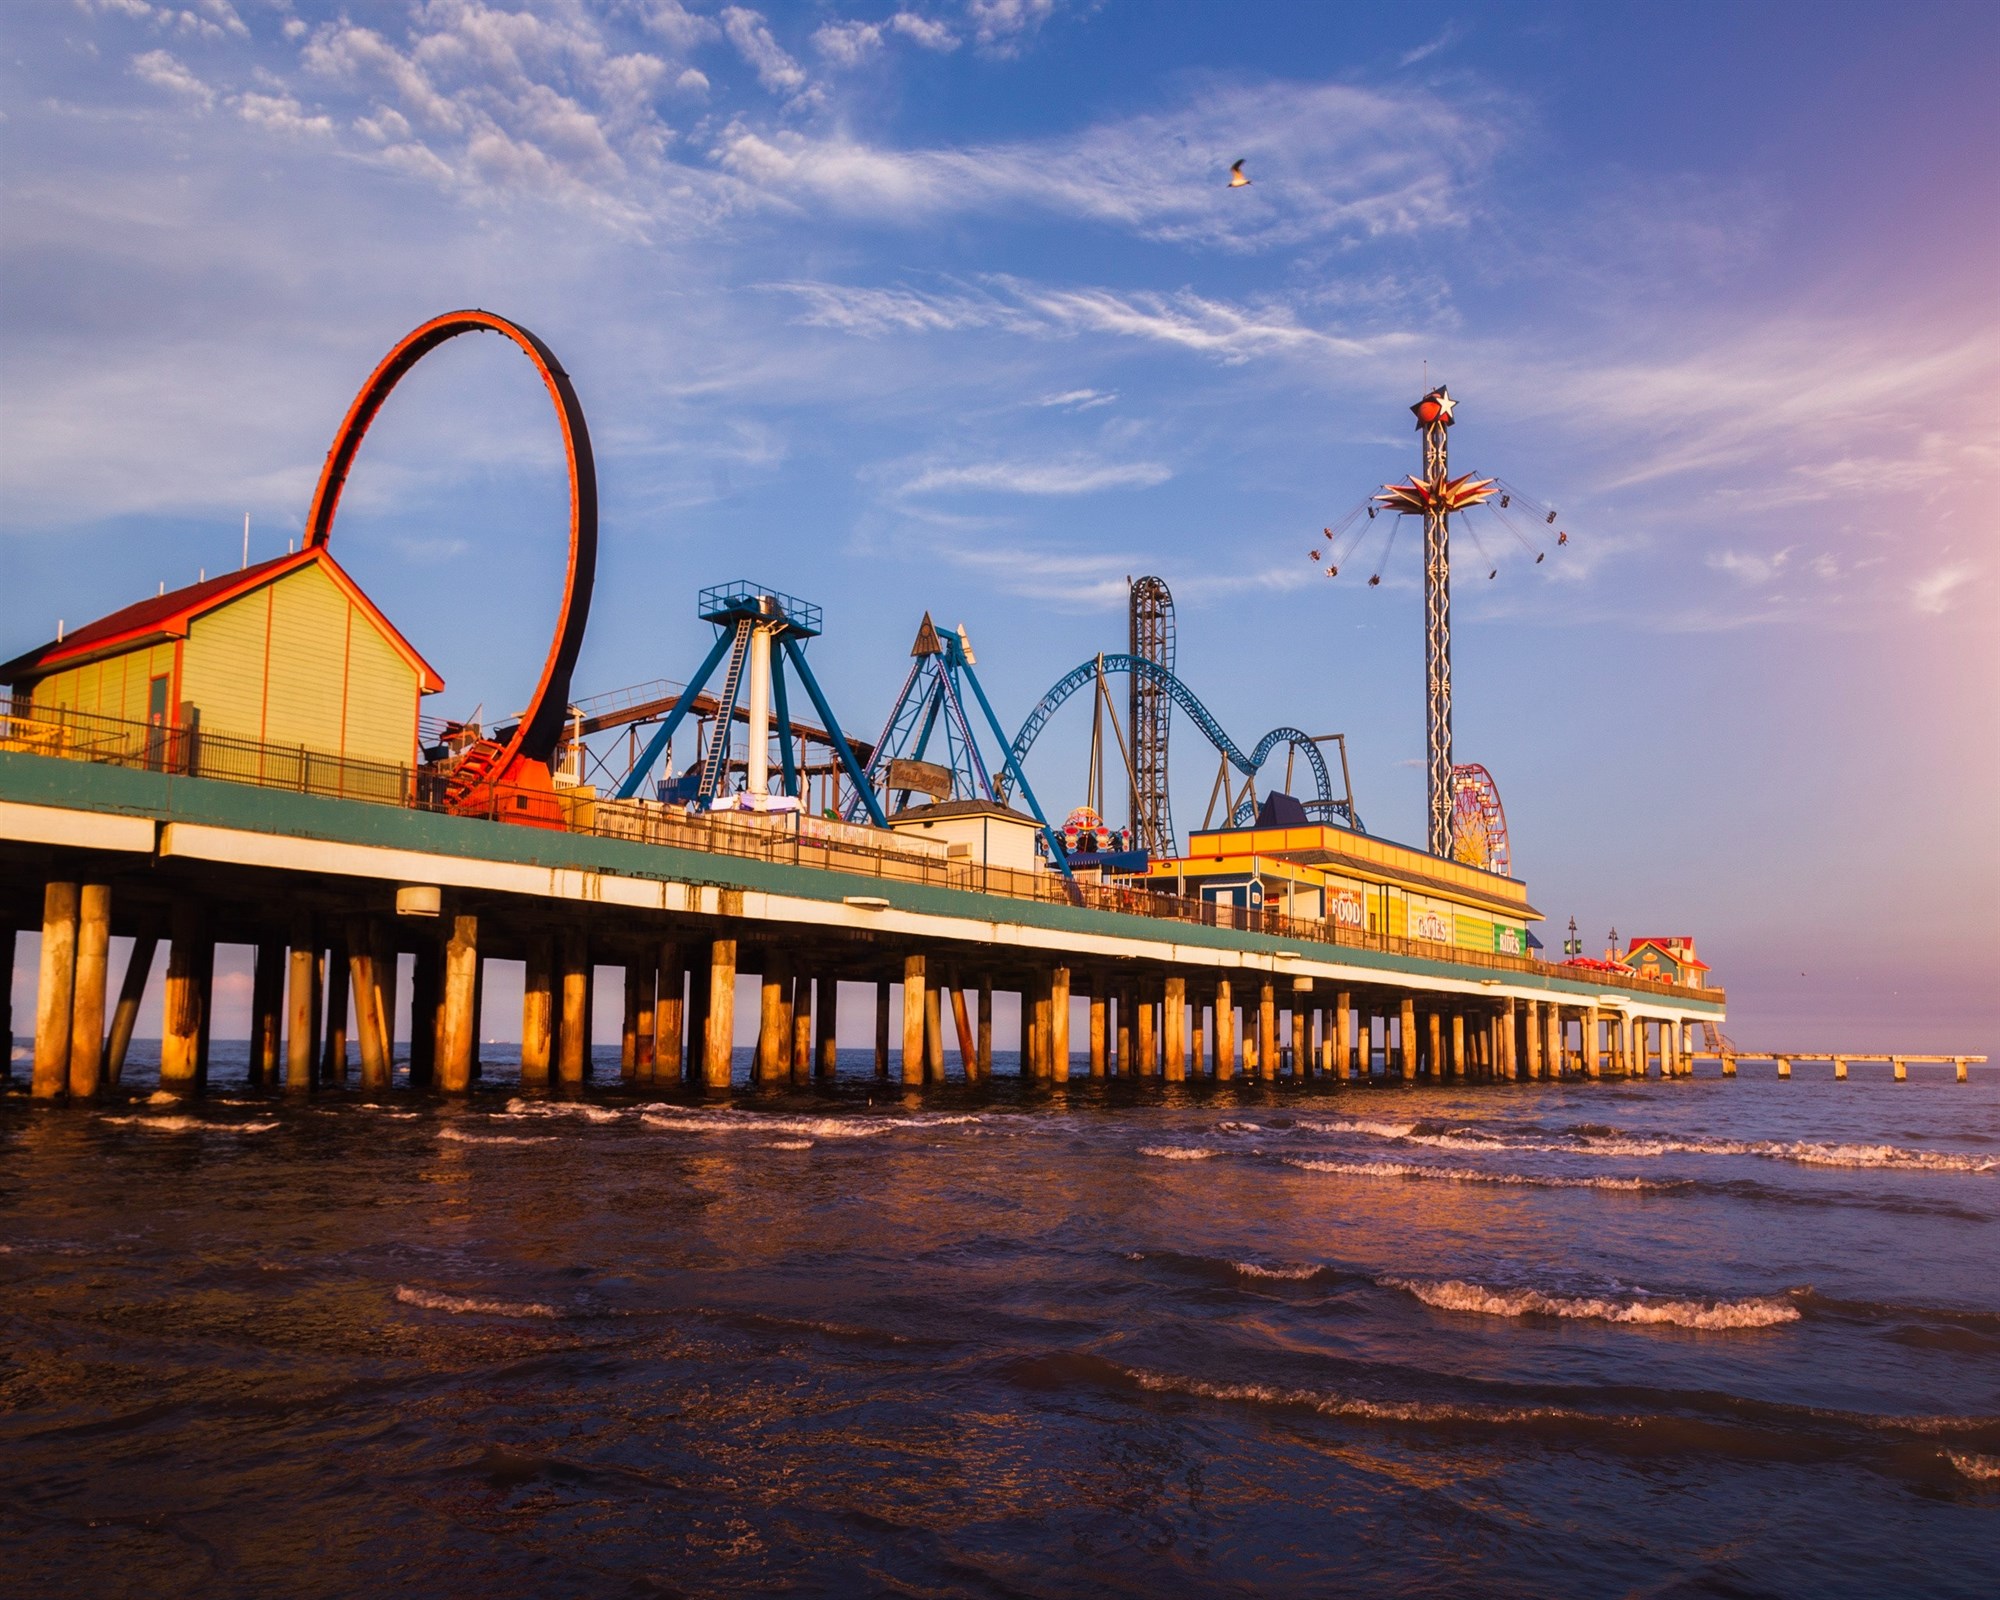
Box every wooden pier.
[1708,1051,1985,1082]
[10,742,1961,1098]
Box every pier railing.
[3,703,413,805]
[3,701,1714,1003]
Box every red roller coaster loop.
[303,309,597,805]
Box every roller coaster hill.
[1,311,1724,1101]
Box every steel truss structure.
[613,582,882,824]
[1127,577,1177,857]
[1373,388,1496,857]
[845,614,1070,874]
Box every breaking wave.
[1321,1119,1999,1174]
[437,1128,548,1146]
[1139,1146,1217,1161]
[1946,1450,2000,1481]
[1283,1155,1661,1192]
[1385,1277,1800,1329]
[1234,1261,1321,1280]
[101,1116,278,1135]
[1298,1118,1420,1140]
[1130,1368,1578,1427]
[502,1099,625,1123]
[639,1108,982,1141]
[395,1285,558,1319]
[764,1139,814,1151]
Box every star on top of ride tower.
[1411,386,1456,427]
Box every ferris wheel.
[1449,763,1510,878]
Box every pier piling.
[659,943,686,1083]
[1164,975,1186,1081]
[558,929,589,1085]
[521,933,553,1085]
[68,883,111,1099]
[901,954,925,1087]
[32,880,78,1100]
[440,914,478,1092]
[703,939,736,1088]
[160,901,209,1093]
[106,933,156,1089]
[1052,966,1072,1082]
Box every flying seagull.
[1228,159,1251,187]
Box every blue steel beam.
[782,637,887,827]
[612,627,735,800]
[770,654,799,798]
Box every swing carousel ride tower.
[1374,387,1496,859]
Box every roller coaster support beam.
[1003,654,1362,835]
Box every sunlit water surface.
[4,1049,1996,1597]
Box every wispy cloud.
[1707,546,1798,586]
[1038,388,1115,410]
[132,49,215,109]
[1909,561,1978,615]
[900,456,1172,495]
[715,78,1497,251]
[765,274,1405,364]
[721,6,812,100]
[1399,25,1463,67]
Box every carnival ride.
[1449,762,1509,879]
[993,575,1367,860]
[312,310,598,821]
[608,582,882,823]
[1306,385,1571,870]
[842,614,1070,871]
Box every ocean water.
[3,1048,1995,1597]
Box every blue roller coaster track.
[997,654,1366,841]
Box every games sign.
[1409,901,1454,944]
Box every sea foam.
[437,1128,547,1146]
[1283,1155,1659,1192]
[395,1285,558,1318]
[1234,1261,1320,1280]
[1385,1276,1799,1329]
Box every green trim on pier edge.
[0,751,1724,1014]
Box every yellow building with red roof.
[1,549,442,781]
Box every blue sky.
[5,0,1997,1053]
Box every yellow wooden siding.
[339,607,419,767]
[260,564,352,755]
[25,642,170,728]
[31,664,82,714]
[182,586,271,743]
[125,645,176,722]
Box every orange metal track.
[302,310,597,812]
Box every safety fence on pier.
[2,700,1709,1005]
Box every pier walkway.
[5,733,1732,1098]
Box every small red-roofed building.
[1,549,443,783]
[1621,936,1710,989]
